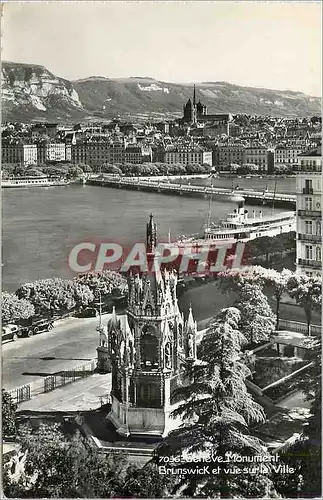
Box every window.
[305,221,313,235]
[305,245,313,260]
[305,179,313,190]
[305,197,313,211]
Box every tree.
[77,163,92,173]
[243,267,293,330]
[234,283,275,344]
[101,164,123,175]
[217,267,267,296]
[154,307,275,497]
[75,270,127,298]
[24,168,45,177]
[4,423,129,498]
[2,389,17,437]
[121,462,174,497]
[42,166,68,178]
[287,274,322,335]
[1,292,35,324]
[67,165,84,179]
[1,167,15,179]
[13,166,26,177]
[16,278,94,316]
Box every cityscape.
[1,2,322,499]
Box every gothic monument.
[97,214,198,437]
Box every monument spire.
[146,213,157,254]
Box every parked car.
[20,317,54,337]
[2,324,23,343]
[76,307,99,318]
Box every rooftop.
[298,145,321,157]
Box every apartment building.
[125,144,143,164]
[165,145,212,166]
[46,143,66,162]
[2,143,37,166]
[274,144,307,167]
[296,146,322,277]
[217,144,245,168]
[244,145,268,170]
[71,141,111,166]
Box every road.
[3,284,320,392]
[2,315,105,390]
[178,282,321,325]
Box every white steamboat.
[1,176,70,188]
[204,196,296,242]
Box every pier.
[87,176,296,208]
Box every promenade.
[87,175,296,208]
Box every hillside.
[1,61,321,122]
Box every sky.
[2,1,322,96]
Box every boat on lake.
[1,176,70,188]
[204,196,296,242]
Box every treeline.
[1,161,211,180]
[1,162,92,180]
[97,162,210,176]
[218,266,321,335]
[2,271,127,325]
[245,231,296,265]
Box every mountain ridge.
[2,61,321,122]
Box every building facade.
[2,143,37,166]
[244,145,268,170]
[217,144,245,168]
[165,145,212,166]
[274,145,306,168]
[125,144,143,164]
[296,146,322,277]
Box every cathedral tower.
[105,215,197,437]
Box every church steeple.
[146,213,157,254]
[193,84,196,107]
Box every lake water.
[2,176,296,292]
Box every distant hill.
[2,61,321,122]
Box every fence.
[44,360,96,393]
[8,359,96,404]
[278,319,321,336]
[8,384,31,404]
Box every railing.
[8,385,31,404]
[6,359,96,404]
[302,188,314,194]
[298,258,322,269]
[298,233,322,242]
[262,362,314,393]
[298,209,322,218]
[89,177,296,203]
[44,360,96,393]
[278,319,321,336]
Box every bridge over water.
[87,176,296,208]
